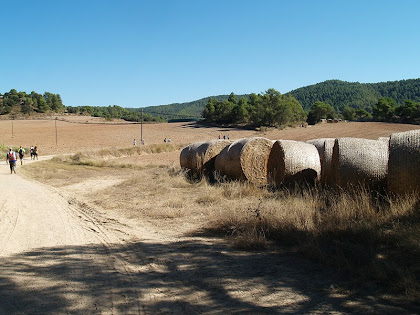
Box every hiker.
[164,137,167,143]
[6,148,17,174]
[18,146,25,165]
[133,139,137,146]
[32,146,38,160]
[30,146,34,160]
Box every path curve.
[0,157,143,314]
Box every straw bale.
[378,136,390,143]
[388,129,420,194]
[180,142,204,170]
[268,140,321,186]
[180,140,230,179]
[331,138,389,190]
[214,137,274,184]
[180,142,206,179]
[306,138,334,160]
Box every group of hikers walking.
[6,146,38,174]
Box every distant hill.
[138,94,249,120]
[136,79,420,119]
[288,79,420,111]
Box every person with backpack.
[33,146,38,160]
[6,148,17,174]
[18,146,25,165]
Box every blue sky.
[1,0,419,108]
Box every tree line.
[0,89,65,114]
[202,89,306,127]
[203,91,420,126]
[0,89,164,122]
[298,98,420,125]
[66,105,165,122]
[2,82,419,126]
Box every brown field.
[2,118,420,313]
[1,116,419,156]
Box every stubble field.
[2,117,420,313]
[1,115,419,156]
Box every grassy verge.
[20,147,420,299]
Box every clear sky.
[1,0,419,108]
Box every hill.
[139,94,249,120]
[289,78,420,111]
[135,78,420,119]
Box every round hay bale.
[180,140,230,180]
[378,136,390,143]
[306,138,335,161]
[180,141,205,170]
[268,140,321,186]
[214,137,274,184]
[331,138,389,190]
[195,140,231,180]
[388,129,420,194]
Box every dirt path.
[0,159,418,314]
[0,159,145,314]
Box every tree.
[306,101,336,125]
[37,97,49,112]
[231,97,249,124]
[395,99,419,122]
[227,92,238,104]
[355,108,372,120]
[202,98,217,122]
[372,97,395,121]
[21,97,34,114]
[341,106,356,121]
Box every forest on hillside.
[140,94,249,120]
[1,78,419,125]
[289,79,420,111]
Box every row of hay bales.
[180,129,420,194]
[180,137,321,186]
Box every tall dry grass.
[205,182,420,297]
[20,146,420,298]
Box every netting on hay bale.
[388,129,420,194]
[180,140,231,180]
[267,140,321,186]
[331,138,389,191]
[214,137,274,184]
[306,138,335,161]
[378,136,390,143]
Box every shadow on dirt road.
[1,237,418,314]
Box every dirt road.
[0,158,145,314]
[0,159,418,314]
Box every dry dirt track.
[0,157,145,314]
[1,159,419,314]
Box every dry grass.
[21,146,420,299]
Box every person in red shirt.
[6,148,17,174]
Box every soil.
[1,116,419,155]
[1,119,420,314]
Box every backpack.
[8,152,15,162]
